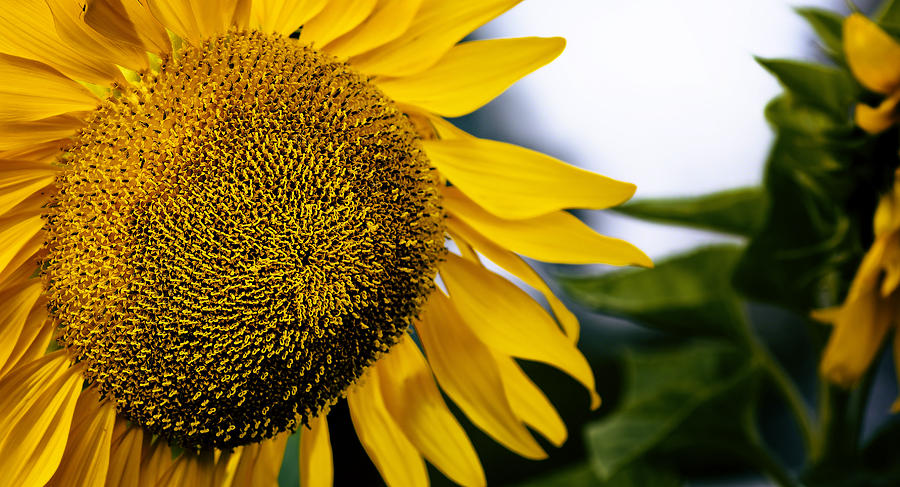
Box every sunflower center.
[44,31,445,450]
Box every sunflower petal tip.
[635,251,654,269]
[590,392,602,410]
[550,36,566,54]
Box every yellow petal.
[874,177,900,237]
[0,254,41,291]
[212,449,241,487]
[0,159,56,216]
[424,137,635,219]
[5,191,50,218]
[821,289,897,387]
[46,0,148,72]
[426,113,472,139]
[845,13,900,94]
[190,0,243,41]
[46,388,116,487]
[230,434,289,487]
[0,0,120,84]
[0,231,44,293]
[157,451,217,487]
[0,280,43,373]
[85,0,171,56]
[348,368,428,487]
[416,292,546,459]
[847,233,892,306]
[0,352,84,487]
[448,218,579,340]
[810,306,840,325]
[377,336,486,486]
[299,0,378,47]
[881,233,900,297]
[325,0,423,58]
[105,419,143,487]
[139,438,176,487]
[378,37,564,117]
[350,0,522,77]
[251,0,327,36]
[145,0,240,44]
[444,187,652,267]
[0,213,45,282]
[300,415,333,487]
[0,178,53,217]
[0,301,50,379]
[493,354,567,447]
[1,140,68,162]
[0,53,98,123]
[0,114,85,152]
[0,158,57,185]
[232,0,253,29]
[856,92,900,134]
[441,253,600,409]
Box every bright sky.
[475,0,853,259]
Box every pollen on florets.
[43,30,445,450]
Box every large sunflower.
[0,0,651,485]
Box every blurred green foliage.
[543,3,900,486]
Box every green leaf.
[756,58,858,120]
[795,8,845,61]
[584,342,760,481]
[613,187,765,237]
[559,245,748,340]
[600,463,682,487]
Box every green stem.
[813,374,832,463]
[739,419,802,487]
[813,341,881,466]
[742,328,820,459]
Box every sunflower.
[0,0,651,485]
[816,13,900,405]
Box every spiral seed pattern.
[44,31,445,449]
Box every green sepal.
[733,91,868,311]
[756,58,858,121]
[795,8,845,62]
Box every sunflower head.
[44,29,445,449]
[0,0,654,484]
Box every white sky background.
[473,0,855,260]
